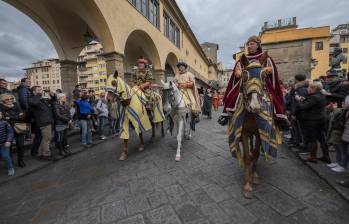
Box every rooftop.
[261,26,330,44]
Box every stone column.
[102,51,125,78]
[60,60,78,100]
[153,69,166,84]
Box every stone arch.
[123,29,162,82]
[164,52,179,81]
[4,0,116,61]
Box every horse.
[229,52,280,199]
[108,77,153,161]
[161,80,192,161]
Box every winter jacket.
[108,101,119,120]
[327,108,345,145]
[75,99,94,120]
[0,87,11,95]
[0,119,14,144]
[290,81,308,118]
[28,95,55,127]
[17,84,32,111]
[0,103,25,127]
[342,111,349,143]
[54,102,71,126]
[341,96,349,143]
[96,100,108,118]
[297,92,326,121]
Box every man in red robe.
[221,36,285,121]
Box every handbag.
[14,123,30,134]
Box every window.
[315,41,323,51]
[128,0,159,28]
[163,11,181,48]
[57,80,60,84]
[343,48,348,54]
[340,36,349,43]
[53,80,55,84]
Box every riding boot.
[318,144,331,164]
[304,143,318,163]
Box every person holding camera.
[28,87,56,160]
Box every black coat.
[28,95,55,127]
[297,92,326,121]
[0,103,25,127]
[54,102,71,126]
[289,81,308,118]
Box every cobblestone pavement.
[1,110,349,224]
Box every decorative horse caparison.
[228,52,281,199]
[108,76,164,159]
[161,80,193,161]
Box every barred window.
[128,0,159,28]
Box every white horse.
[161,80,192,161]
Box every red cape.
[222,52,284,117]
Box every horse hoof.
[253,176,261,185]
[119,152,128,161]
[243,190,253,199]
[175,155,181,162]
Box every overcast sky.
[0,0,348,80]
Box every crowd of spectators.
[0,79,121,177]
[284,71,349,188]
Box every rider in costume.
[174,62,201,130]
[132,58,165,124]
[222,36,285,121]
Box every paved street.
[1,110,349,224]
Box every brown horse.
[238,53,269,199]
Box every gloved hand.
[217,114,229,126]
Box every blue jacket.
[17,84,32,111]
[75,99,94,120]
[0,119,14,144]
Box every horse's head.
[240,52,268,113]
[161,80,175,114]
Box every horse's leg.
[252,134,261,185]
[161,121,165,137]
[138,133,145,152]
[242,134,253,199]
[175,117,184,161]
[151,122,155,143]
[119,139,128,161]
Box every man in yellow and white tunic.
[132,58,165,124]
[174,62,201,112]
[174,62,202,131]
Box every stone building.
[234,18,330,81]
[201,42,219,64]
[77,41,107,94]
[5,0,217,93]
[330,23,349,74]
[24,59,62,91]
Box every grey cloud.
[0,0,348,79]
[177,0,349,68]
